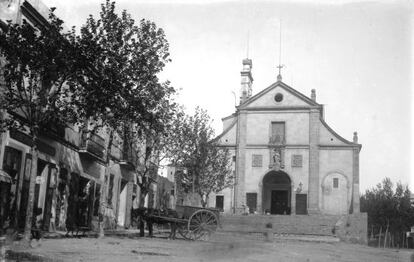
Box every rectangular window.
[291,155,303,167]
[270,122,285,144]
[333,178,339,188]
[252,154,263,167]
[215,195,224,211]
[2,146,22,180]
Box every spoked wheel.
[177,224,195,240]
[187,210,218,241]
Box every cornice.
[319,145,360,150]
[237,81,320,109]
[245,144,310,149]
[239,106,322,112]
[21,1,49,30]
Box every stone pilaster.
[308,109,320,213]
[352,153,361,213]
[352,133,361,213]
[257,183,262,213]
[234,110,247,213]
[291,184,296,215]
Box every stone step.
[212,231,340,243]
[219,214,341,236]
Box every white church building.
[210,58,362,216]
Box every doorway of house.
[270,190,289,214]
[262,170,291,215]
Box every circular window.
[274,93,283,102]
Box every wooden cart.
[148,205,220,241]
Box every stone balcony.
[119,145,136,170]
[79,132,106,160]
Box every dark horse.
[132,207,180,239]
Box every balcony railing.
[79,132,106,160]
[110,141,122,161]
[119,144,137,169]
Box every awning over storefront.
[0,170,12,183]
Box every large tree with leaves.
[132,103,188,200]
[177,107,233,207]
[77,0,175,236]
[360,178,414,248]
[0,12,83,241]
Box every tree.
[193,142,233,207]
[177,107,233,207]
[132,104,184,205]
[360,177,414,248]
[0,12,83,241]
[77,0,175,237]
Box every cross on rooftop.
[277,64,284,81]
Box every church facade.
[211,58,362,215]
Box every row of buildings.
[1,0,363,238]
[0,0,173,235]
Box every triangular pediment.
[239,81,319,109]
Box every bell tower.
[240,58,253,104]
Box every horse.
[132,207,180,239]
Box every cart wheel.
[188,210,218,241]
[177,224,195,240]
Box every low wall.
[334,212,368,244]
[220,214,341,236]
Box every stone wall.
[220,214,341,236]
[334,213,368,244]
[318,149,353,214]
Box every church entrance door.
[262,171,291,215]
[270,190,289,214]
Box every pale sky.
[41,0,413,193]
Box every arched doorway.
[262,171,291,215]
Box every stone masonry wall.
[335,212,368,244]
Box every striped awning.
[0,170,12,183]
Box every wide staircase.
[218,214,342,242]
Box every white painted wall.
[117,185,127,227]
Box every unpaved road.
[8,232,413,262]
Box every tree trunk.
[384,222,389,249]
[402,232,405,249]
[369,226,374,240]
[23,139,38,241]
[378,226,382,248]
[139,189,147,208]
[98,130,114,238]
[138,189,147,237]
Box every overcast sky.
[41,0,413,192]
